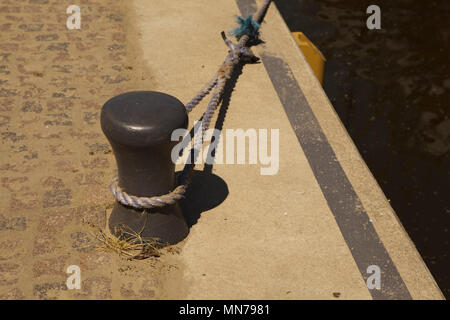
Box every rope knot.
[230,15,261,40]
[221,32,260,65]
[238,46,260,63]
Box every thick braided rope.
[110,176,187,209]
[110,0,272,209]
[185,75,218,113]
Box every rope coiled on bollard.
[110,0,272,209]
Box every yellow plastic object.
[291,32,326,85]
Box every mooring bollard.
[101,91,189,245]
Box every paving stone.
[0,263,20,286]
[74,276,112,299]
[70,231,99,253]
[42,189,72,208]
[33,281,67,300]
[33,234,59,256]
[0,0,164,299]
[32,255,69,278]
[0,287,24,299]
[0,214,27,232]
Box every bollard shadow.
[177,169,229,228]
[178,59,254,228]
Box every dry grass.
[84,221,165,260]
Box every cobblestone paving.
[0,0,164,299]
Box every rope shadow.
[179,60,253,228]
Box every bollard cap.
[101,91,188,147]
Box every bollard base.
[108,202,189,245]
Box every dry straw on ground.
[83,219,177,260]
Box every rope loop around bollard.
[109,0,272,210]
[110,176,188,209]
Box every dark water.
[276,0,449,298]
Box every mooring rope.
[110,0,272,209]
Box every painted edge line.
[235,0,412,300]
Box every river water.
[276,0,449,298]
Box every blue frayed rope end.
[229,15,260,40]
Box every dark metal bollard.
[100,91,189,245]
